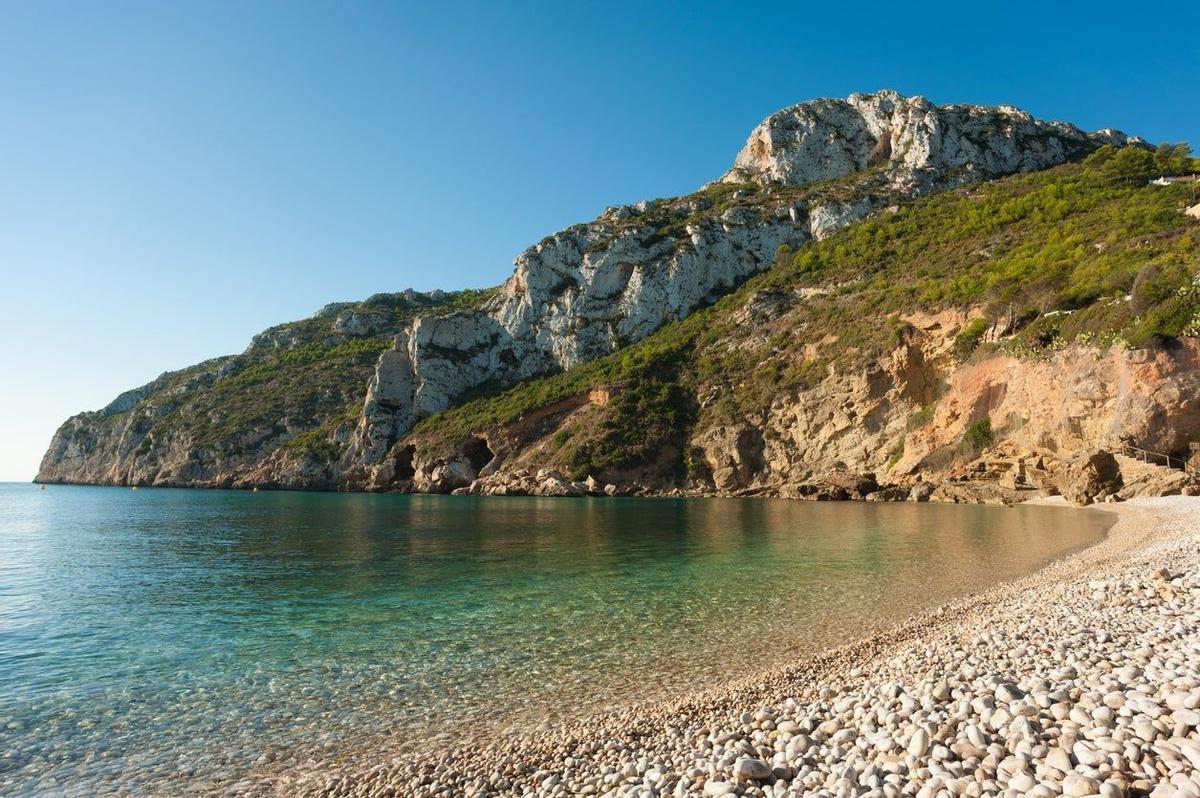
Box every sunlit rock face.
[38,90,1143,491]
[723,90,1134,190]
[353,91,1134,464]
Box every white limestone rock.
[723,90,1136,190]
[350,333,416,463]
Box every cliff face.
[347,197,873,463]
[374,153,1200,501]
[698,324,1200,496]
[40,90,1199,501]
[37,358,235,486]
[36,290,493,488]
[722,91,1132,189]
[345,91,1134,477]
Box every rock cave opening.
[395,444,416,481]
[463,436,495,473]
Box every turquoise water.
[0,483,1109,796]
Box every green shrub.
[962,417,994,453]
[908,405,935,430]
[1131,262,1186,314]
[685,445,713,482]
[954,318,990,358]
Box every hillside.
[398,157,1200,502]
[36,289,492,487]
[37,91,1200,502]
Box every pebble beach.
[300,496,1200,798]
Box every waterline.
[0,485,1110,796]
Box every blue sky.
[1,1,1197,481]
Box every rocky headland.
[36,91,1200,505]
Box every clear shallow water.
[0,483,1109,796]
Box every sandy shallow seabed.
[294,497,1200,798]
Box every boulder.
[422,459,478,493]
[539,478,570,497]
[1058,451,1123,506]
[865,485,909,502]
[732,757,772,783]
[909,481,935,502]
[814,486,850,501]
[699,425,765,491]
[819,470,878,498]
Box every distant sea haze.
[0,484,1109,795]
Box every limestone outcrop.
[722,90,1134,190]
[345,92,1138,474]
[353,204,864,462]
[350,333,416,464]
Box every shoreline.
[19,476,1144,508]
[32,463,1198,508]
[296,496,1200,798]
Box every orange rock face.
[898,341,1200,478]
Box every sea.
[0,483,1110,796]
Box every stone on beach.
[907,728,930,758]
[731,757,772,782]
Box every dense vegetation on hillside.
[409,153,1200,481]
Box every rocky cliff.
[721,91,1134,189]
[36,289,493,488]
[39,91,1200,503]
[349,91,1134,470]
